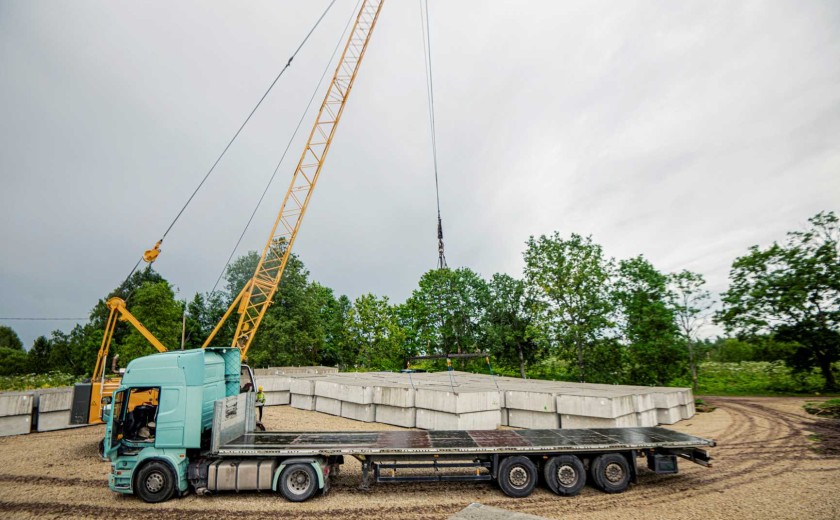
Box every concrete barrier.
[35,386,74,432]
[0,392,34,437]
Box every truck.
[103,348,715,503]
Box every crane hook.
[143,240,162,263]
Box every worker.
[256,386,266,422]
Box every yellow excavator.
[70,0,386,425]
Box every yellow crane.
[74,0,385,425]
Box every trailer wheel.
[497,456,537,498]
[590,453,631,493]
[279,463,318,502]
[135,461,177,503]
[544,455,586,496]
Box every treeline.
[1,211,837,392]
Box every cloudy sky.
[1,0,838,349]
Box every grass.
[0,372,80,391]
[803,398,840,419]
[674,361,833,397]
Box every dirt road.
[0,397,838,519]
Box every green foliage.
[615,256,685,386]
[0,372,79,391]
[484,274,540,378]
[345,294,406,370]
[803,399,840,418]
[667,270,712,391]
[402,267,489,356]
[524,233,614,382]
[671,361,827,395]
[0,347,29,376]
[0,325,23,350]
[717,211,840,390]
[118,281,183,364]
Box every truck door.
[105,389,127,458]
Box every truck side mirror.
[101,396,112,406]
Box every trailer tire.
[544,455,586,496]
[590,453,631,493]
[135,461,177,503]
[279,463,318,502]
[497,456,537,498]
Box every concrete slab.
[36,387,73,413]
[635,409,658,427]
[560,412,638,429]
[375,405,416,428]
[290,394,315,411]
[0,415,31,437]
[555,393,636,419]
[315,397,342,416]
[373,385,416,408]
[315,379,374,405]
[449,502,552,520]
[36,411,72,432]
[289,378,319,396]
[340,402,376,422]
[504,390,556,413]
[415,409,501,430]
[507,409,560,429]
[264,391,290,406]
[656,407,682,425]
[0,392,34,437]
[256,375,291,392]
[415,388,502,414]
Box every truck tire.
[544,455,586,496]
[279,463,318,502]
[497,456,537,498]
[590,453,631,493]
[135,461,177,503]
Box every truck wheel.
[279,463,318,502]
[590,453,631,493]
[544,455,586,496]
[135,461,177,503]
[497,456,537,498]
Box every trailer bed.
[217,426,714,457]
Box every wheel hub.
[604,462,624,483]
[557,465,578,486]
[287,470,311,494]
[145,472,164,493]
[509,466,529,489]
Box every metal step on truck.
[102,348,715,503]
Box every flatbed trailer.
[207,426,714,499]
[105,349,715,503]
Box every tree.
[524,233,614,382]
[668,270,712,391]
[118,281,183,364]
[345,294,406,370]
[717,211,840,391]
[485,273,539,378]
[28,335,53,373]
[0,325,23,351]
[402,268,489,358]
[0,347,28,375]
[615,256,684,386]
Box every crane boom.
[231,0,385,359]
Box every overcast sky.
[1,0,838,349]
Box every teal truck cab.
[104,348,715,504]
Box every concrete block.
[341,402,376,422]
[635,409,658,427]
[315,397,342,416]
[507,409,560,429]
[373,385,415,408]
[290,394,315,411]
[256,375,291,392]
[500,408,509,427]
[504,390,556,413]
[36,387,73,413]
[679,403,695,419]
[315,380,374,405]
[555,393,636,419]
[415,388,501,414]
[650,391,682,409]
[36,411,72,432]
[656,407,682,425]
[290,378,318,396]
[415,409,501,430]
[449,502,552,520]
[561,412,637,429]
[632,393,655,412]
[0,415,31,437]
[0,392,34,416]
[264,391,290,406]
[375,405,416,428]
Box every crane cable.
[120,0,339,288]
[419,0,447,270]
[209,0,363,295]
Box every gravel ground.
[0,397,838,519]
